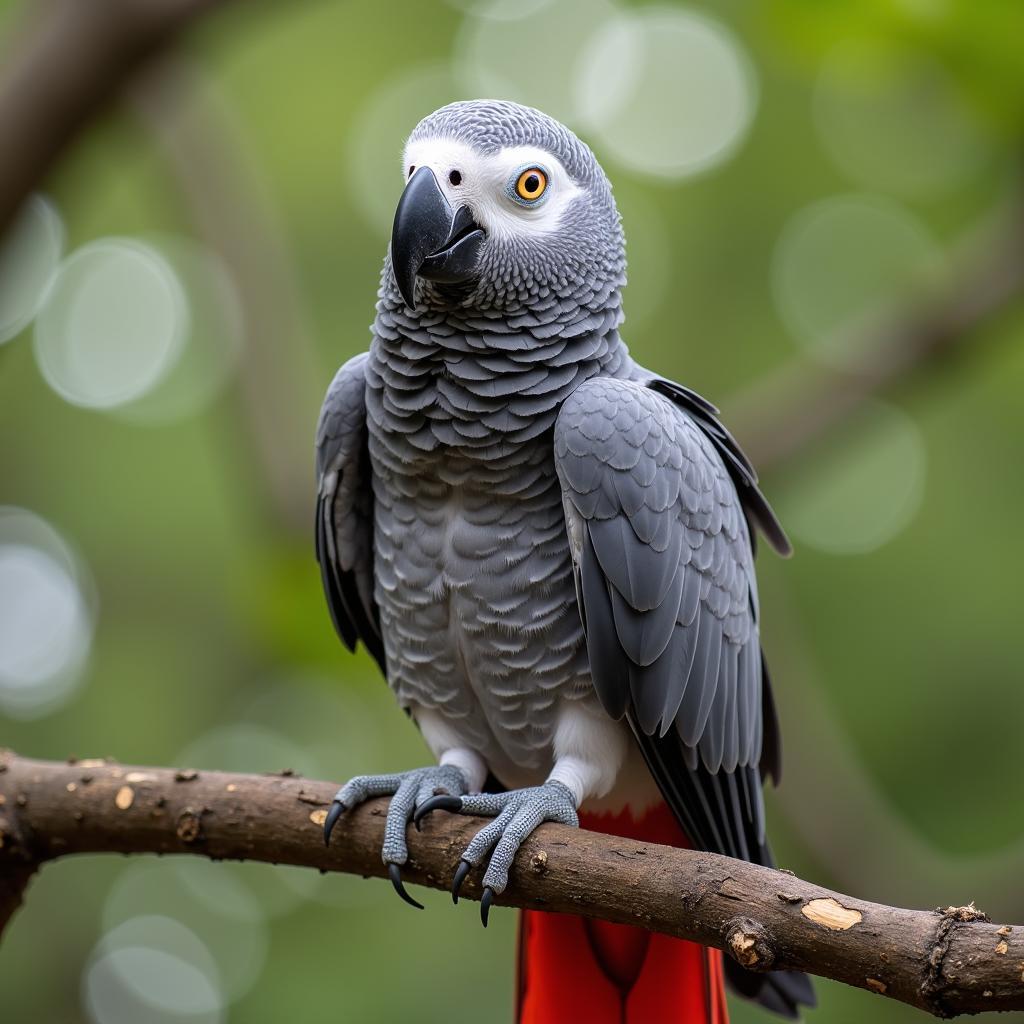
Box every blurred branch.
[131,60,323,533]
[0,0,235,237]
[3,751,1023,1017]
[729,191,1024,474]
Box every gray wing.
[315,352,385,674]
[553,375,787,863]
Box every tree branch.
[1,751,1020,1017]
[130,59,326,535]
[0,0,234,235]
[729,190,1024,474]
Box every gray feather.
[607,560,684,667]
[588,515,682,611]
[314,352,384,673]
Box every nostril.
[408,165,415,177]
[448,169,462,186]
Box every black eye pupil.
[524,174,539,194]
[449,170,462,186]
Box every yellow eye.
[514,167,548,203]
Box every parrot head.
[388,99,625,314]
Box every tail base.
[516,804,728,1024]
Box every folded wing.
[554,374,787,863]
[315,352,385,674]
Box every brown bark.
[1,750,1021,1018]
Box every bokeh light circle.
[103,861,268,1002]
[777,400,927,556]
[575,7,758,180]
[444,0,552,18]
[114,237,243,425]
[772,194,947,369]
[0,194,64,345]
[0,507,94,719]
[84,916,223,1024]
[454,0,619,128]
[34,238,189,410]
[814,41,990,199]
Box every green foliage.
[764,0,1024,131]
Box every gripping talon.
[451,858,472,904]
[388,863,424,910]
[480,886,494,928]
[323,800,346,846]
[413,793,462,829]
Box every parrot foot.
[323,764,469,910]
[415,780,579,925]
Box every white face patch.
[402,137,583,244]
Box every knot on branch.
[938,903,989,924]
[921,902,991,1018]
[724,916,776,972]
[176,808,205,844]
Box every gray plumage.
[315,353,382,671]
[316,99,812,1016]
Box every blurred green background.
[2,0,1024,1021]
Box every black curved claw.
[388,862,424,910]
[323,800,346,846]
[412,793,463,830]
[480,886,494,928]
[451,858,472,904]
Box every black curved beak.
[390,166,485,310]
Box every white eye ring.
[506,164,550,207]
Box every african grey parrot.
[316,99,814,1023]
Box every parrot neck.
[367,285,636,462]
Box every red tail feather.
[516,803,728,1024]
